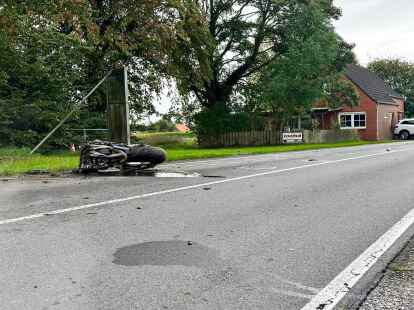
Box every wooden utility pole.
[107,66,130,144]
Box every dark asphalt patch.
[112,240,222,268]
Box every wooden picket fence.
[198,130,281,147]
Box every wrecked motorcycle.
[78,140,166,174]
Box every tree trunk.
[203,82,233,109]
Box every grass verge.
[165,140,391,161]
[0,140,392,176]
[0,148,79,176]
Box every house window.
[340,114,352,128]
[339,113,366,129]
[354,113,366,128]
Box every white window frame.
[339,112,367,130]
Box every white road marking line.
[300,206,414,310]
[161,156,280,169]
[239,166,279,170]
[163,154,281,165]
[0,148,412,226]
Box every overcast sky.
[334,0,414,65]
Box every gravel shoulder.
[359,237,414,310]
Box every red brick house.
[312,64,405,140]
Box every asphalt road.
[2,141,414,310]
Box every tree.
[0,3,88,147]
[174,0,353,109]
[42,0,211,116]
[0,0,210,147]
[149,116,177,132]
[239,4,358,130]
[367,58,414,117]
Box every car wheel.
[400,130,410,140]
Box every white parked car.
[394,119,414,140]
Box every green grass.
[132,131,196,148]
[133,131,195,138]
[0,147,32,157]
[0,140,392,176]
[389,263,413,272]
[165,140,389,161]
[0,148,79,176]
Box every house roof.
[175,123,190,133]
[345,64,404,105]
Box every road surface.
[1,142,414,310]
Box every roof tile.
[345,64,404,105]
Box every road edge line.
[300,207,414,310]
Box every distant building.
[175,123,190,133]
[312,64,404,140]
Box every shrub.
[194,105,264,136]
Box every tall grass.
[132,131,196,148]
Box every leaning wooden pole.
[30,69,114,154]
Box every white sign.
[282,132,303,144]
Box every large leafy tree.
[40,0,210,115]
[368,58,414,117]
[0,3,87,146]
[0,0,210,147]
[245,5,358,129]
[175,0,352,109]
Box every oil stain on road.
[112,240,223,268]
